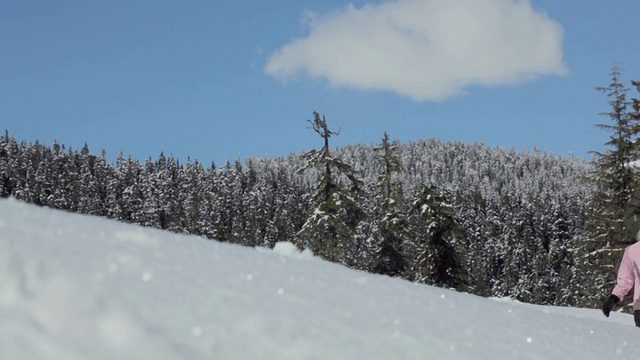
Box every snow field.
[0,198,637,359]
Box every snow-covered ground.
[0,198,637,359]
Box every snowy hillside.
[0,198,637,359]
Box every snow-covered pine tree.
[409,184,466,290]
[182,158,210,236]
[296,112,366,263]
[31,142,53,208]
[49,141,73,210]
[76,144,106,216]
[195,161,218,240]
[210,160,238,242]
[108,153,144,223]
[370,132,408,277]
[0,131,16,198]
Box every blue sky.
[2,0,639,166]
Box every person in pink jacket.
[602,187,640,326]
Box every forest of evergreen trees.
[0,128,596,307]
[2,66,639,310]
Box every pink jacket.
[612,241,640,309]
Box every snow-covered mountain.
[0,198,636,359]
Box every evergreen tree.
[194,160,217,239]
[181,158,208,236]
[589,64,638,240]
[409,185,466,290]
[296,112,366,262]
[74,145,112,217]
[109,153,143,223]
[582,64,640,306]
[31,142,53,207]
[371,132,408,277]
[164,155,184,232]
[631,80,640,158]
[457,189,492,296]
[0,131,15,198]
[211,160,245,242]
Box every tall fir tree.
[296,112,366,262]
[631,80,640,158]
[371,132,408,277]
[583,64,640,306]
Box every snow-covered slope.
[0,198,636,359]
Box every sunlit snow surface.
[0,198,637,359]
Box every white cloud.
[265,0,566,101]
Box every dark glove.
[602,295,620,317]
